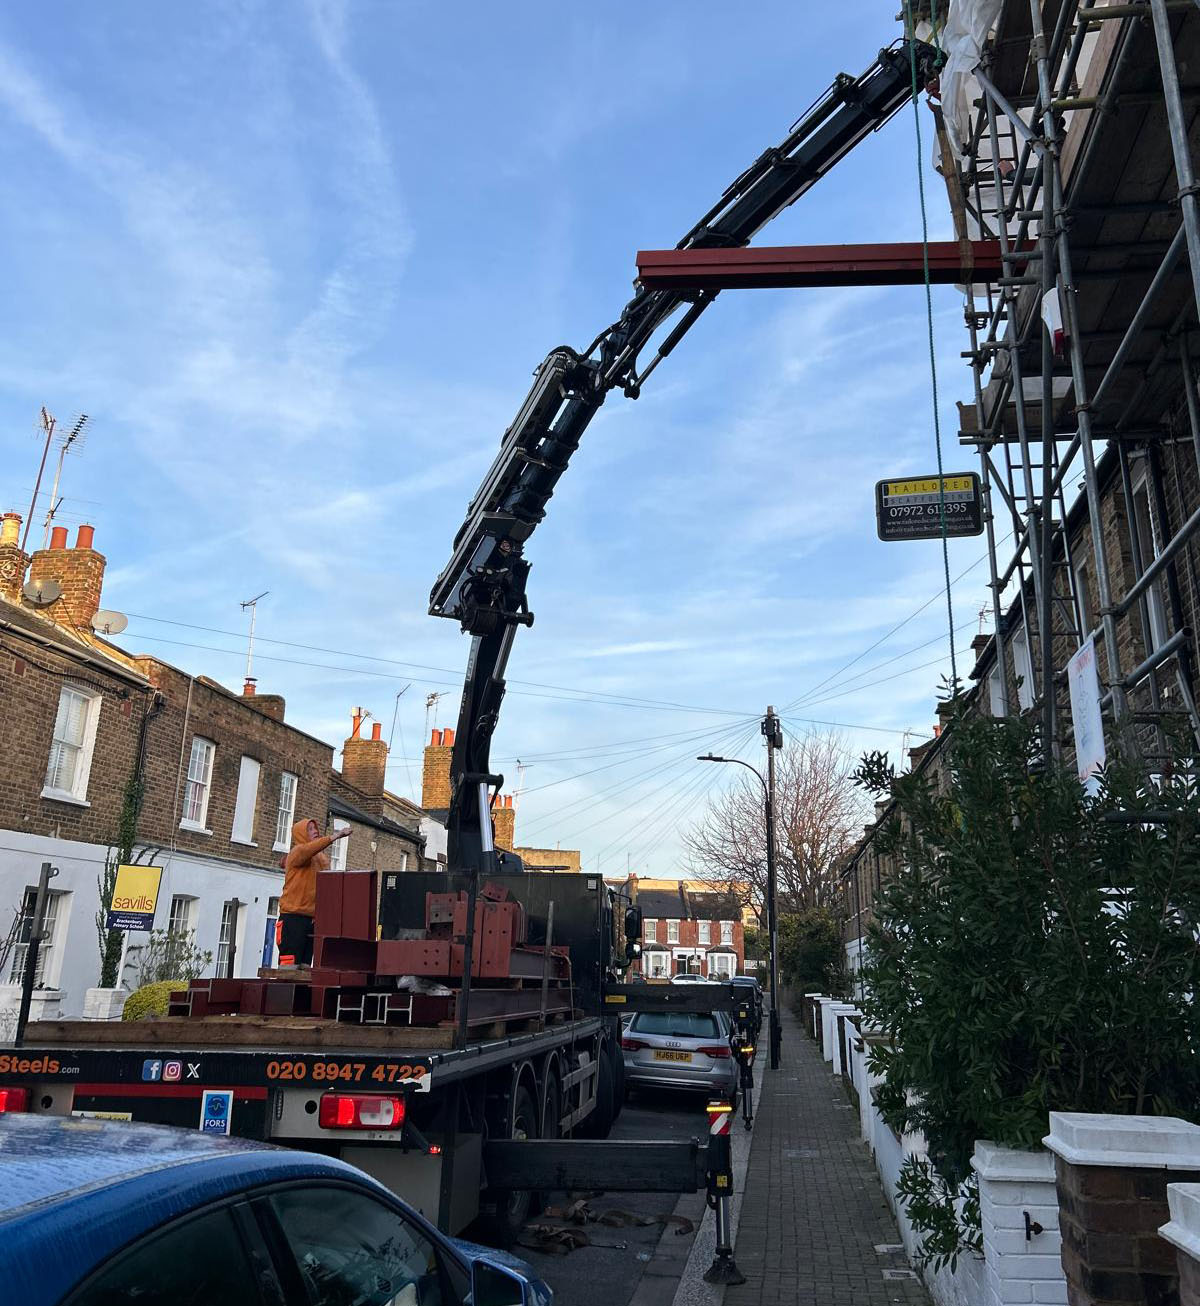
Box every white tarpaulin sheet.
[1067,638,1106,793]
[939,0,1004,159]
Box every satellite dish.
[22,577,61,606]
[91,609,128,636]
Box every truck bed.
[1,1015,602,1096]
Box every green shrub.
[122,979,186,1022]
[856,709,1200,1268]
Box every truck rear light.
[620,1037,648,1051]
[697,1045,732,1059]
[318,1093,405,1130]
[0,1088,30,1113]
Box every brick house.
[420,728,582,870]
[618,876,745,979]
[327,709,425,874]
[0,515,338,1016]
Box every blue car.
[0,1113,552,1306]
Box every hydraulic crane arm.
[431,40,937,876]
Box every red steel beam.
[635,241,1011,290]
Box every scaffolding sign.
[874,472,983,542]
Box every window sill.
[179,820,213,836]
[41,787,90,808]
[272,842,291,854]
[231,836,258,848]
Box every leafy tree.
[856,711,1200,1267]
[779,906,845,994]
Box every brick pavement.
[726,1004,930,1306]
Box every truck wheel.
[478,1084,538,1247]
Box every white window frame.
[642,918,657,944]
[231,756,261,846]
[645,951,670,978]
[720,920,734,946]
[1131,469,1170,653]
[180,736,216,833]
[42,684,102,806]
[8,888,68,988]
[215,901,238,977]
[328,818,350,871]
[696,919,710,946]
[167,894,197,941]
[1011,626,1035,711]
[987,662,1005,717]
[666,919,680,943]
[710,952,735,978]
[274,772,298,851]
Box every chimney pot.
[371,722,382,741]
[50,526,68,551]
[243,677,257,697]
[443,727,456,746]
[351,708,363,739]
[0,512,19,547]
[431,728,442,746]
[75,524,95,550]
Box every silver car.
[621,1010,738,1101]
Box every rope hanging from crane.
[905,0,960,693]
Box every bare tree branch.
[683,733,867,915]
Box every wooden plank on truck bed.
[26,1018,456,1050]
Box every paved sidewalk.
[726,1005,931,1306]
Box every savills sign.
[106,865,163,932]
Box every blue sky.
[0,2,994,876]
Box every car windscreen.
[631,1012,721,1038]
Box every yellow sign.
[884,476,974,497]
[107,864,163,931]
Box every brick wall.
[422,729,453,814]
[638,913,744,974]
[329,772,422,873]
[0,608,146,845]
[1055,1157,1196,1305]
[132,660,332,869]
[27,525,106,634]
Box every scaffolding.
[947,0,1200,768]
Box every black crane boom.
[430,40,936,877]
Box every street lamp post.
[699,718,783,1070]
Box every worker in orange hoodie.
[278,817,350,967]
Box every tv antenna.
[41,413,90,548]
[388,684,416,800]
[240,591,268,682]
[22,576,61,607]
[424,691,444,738]
[91,609,128,636]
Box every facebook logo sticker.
[141,1060,162,1082]
[200,1090,233,1136]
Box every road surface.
[520,1085,714,1306]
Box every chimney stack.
[241,675,286,722]
[492,794,516,850]
[27,523,106,632]
[0,511,27,603]
[422,727,454,814]
[343,708,388,798]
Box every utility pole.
[762,706,783,1070]
[240,592,269,684]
